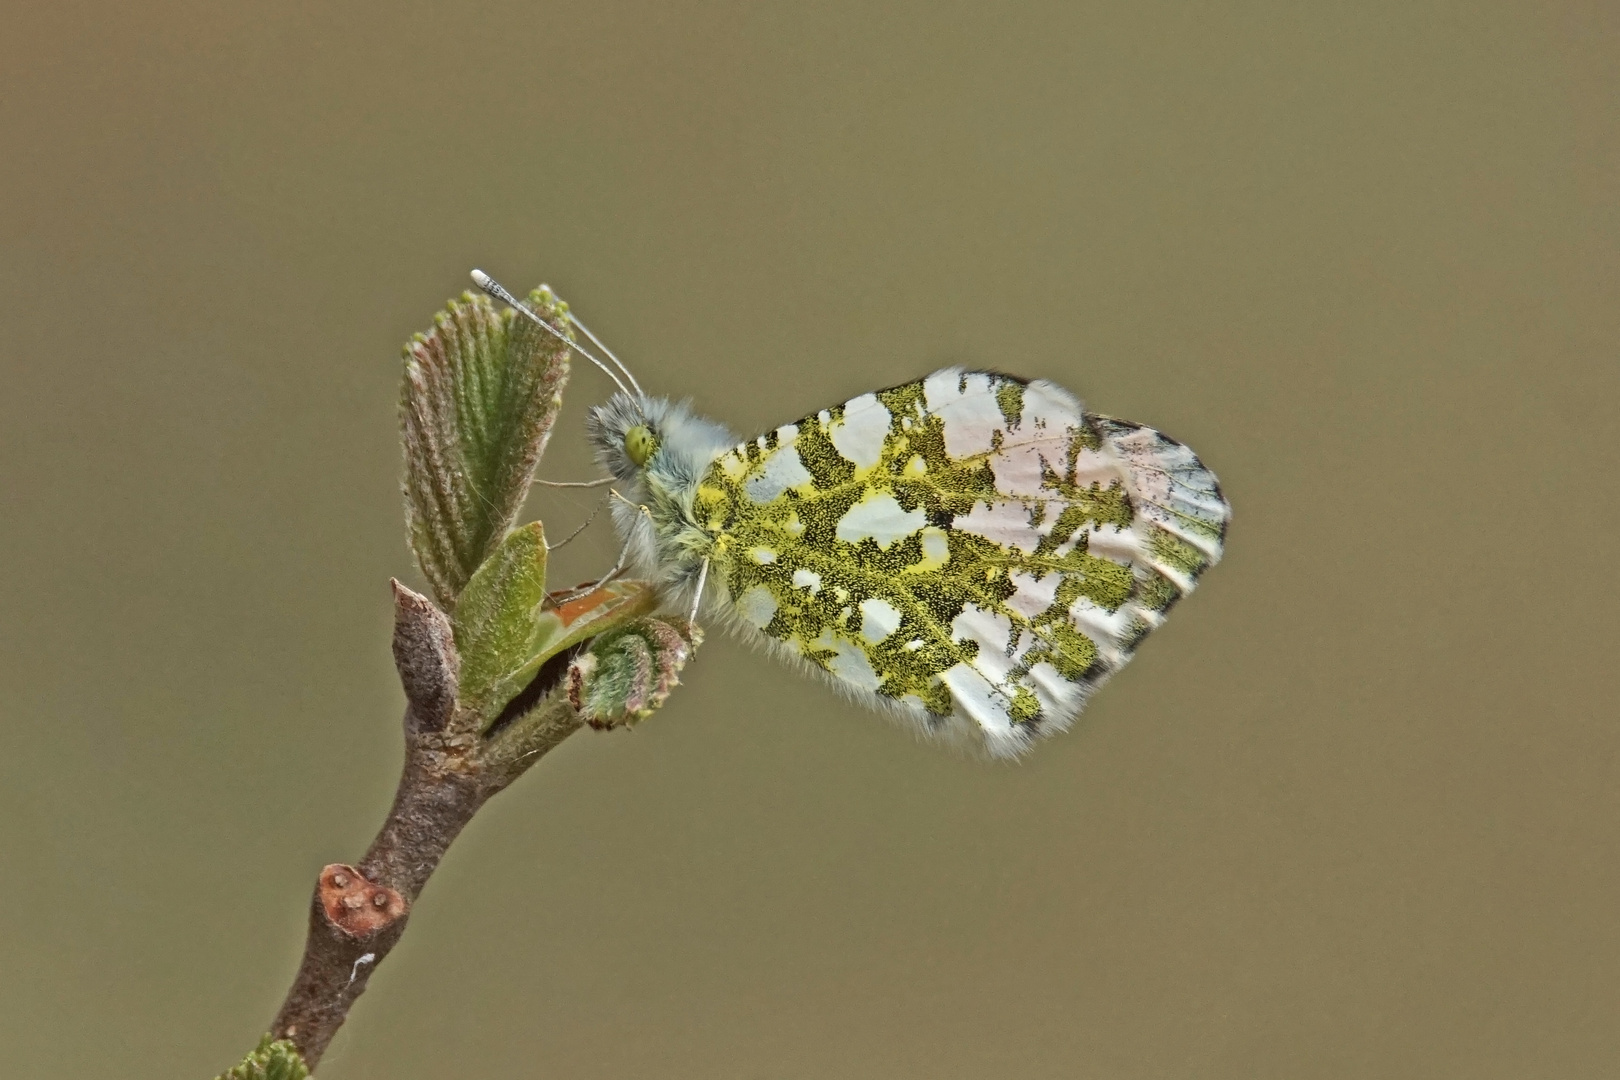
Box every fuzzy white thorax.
[586,391,737,612]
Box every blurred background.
[2,2,1616,1077]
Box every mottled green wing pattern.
[692,368,1228,757]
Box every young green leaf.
[452,523,663,730]
[400,285,571,609]
[216,1035,309,1080]
[451,522,550,726]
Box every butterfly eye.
[624,424,658,467]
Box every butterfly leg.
[688,557,710,627]
[592,546,631,590]
[533,476,615,489]
[545,538,633,606]
[542,494,608,552]
[539,487,653,606]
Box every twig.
[267,581,584,1070]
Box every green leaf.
[568,617,701,729]
[451,522,550,726]
[452,524,663,729]
[400,285,572,609]
[215,1035,309,1080]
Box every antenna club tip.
[469,269,492,288]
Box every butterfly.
[473,271,1229,758]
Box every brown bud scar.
[318,863,407,937]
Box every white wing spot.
[738,585,778,629]
[836,491,926,548]
[859,597,903,643]
[829,393,891,469]
[956,499,1043,554]
[923,370,1004,457]
[813,631,883,692]
[1007,570,1060,619]
[792,568,822,593]
[951,604,1017,657]
[744,444,813,502]
[1020,379,1082,430]
[914,526,950,571]
[940,662,1014,740]
[749,547,777,564]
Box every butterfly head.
[587,391,739,495]
[587,391,663,483]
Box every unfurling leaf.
[216,1035,309,1080]
[453,524,663,730]
[451,522,550,727]
[400,285,571,609]
[568,617,701,729]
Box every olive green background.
[2,2,1615,1077]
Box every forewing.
[695,368,1229,757]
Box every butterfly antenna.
[566,312,643,395]
[470,270,632,397]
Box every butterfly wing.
[693,368,1228,757]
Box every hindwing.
[692,368,1228,757]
